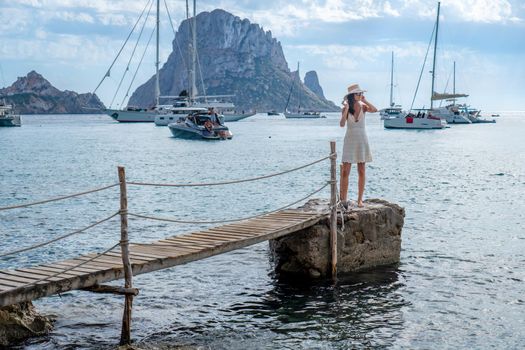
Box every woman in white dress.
[339,83,377,208]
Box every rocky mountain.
[129,9,338,112]
[0,71,105,114]
[304,71,326,100]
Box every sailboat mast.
[191,0,197,102]
[430,1,440,109]
[453,61,456,94]
[297,62,301,112]
[390,51,394,107]
[155,0,160,107]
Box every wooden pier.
[0,142,338,345]
[0,209,325,307]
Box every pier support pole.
[118,166,133,346]
[329,141,338,278]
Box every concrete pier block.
[270,199,405,278]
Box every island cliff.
[129,9,339,112]
[0,71,104,114]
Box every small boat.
[267,111,279,116]
[284,111,326,119]
[0,101,21,127]
[154,106,207,126]
[168,112,233,140]
[384,112,447,129]
[491,114,500,117]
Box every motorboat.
[154,106,207,126]
[384,112,447,129]
[0,101,21,127]
[379,106,405,120]
[267,111,279,116]
[168,112,233,140]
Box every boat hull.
[384,116,446,129]
[0,116,21,127]
[106,109,157,123]
[222,113,256,122]
[284,112,324,119]
[168,124,233,140]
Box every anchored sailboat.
[384,3,447,129]
[379,52,406,120]
[284,62,325,119]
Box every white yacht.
[154,106,207,126]
[384,112,446,129]
[192,96,255,122]
[0,101,21,127]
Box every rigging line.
[165,0,188,85]
[120,25,157,108]
[110,0,156,108]
[410,21,437,111]
[128,181,329,224]
[0,183,120,211]
[196,47,207,100]
[92,0,152,95]
[127,154,332,187]
[21,243,121,288]
[0,212,120,258]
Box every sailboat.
[384,3,447,129]
[284,63,325,119]
[93,0,173,122]
[379,52,406,120]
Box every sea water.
[0,112,524,349]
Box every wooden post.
[118,166,133,346]
[329,141,338,278]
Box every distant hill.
[0,71,105,114]
[129,9,339,112]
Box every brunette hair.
[343,93,357,117]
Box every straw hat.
[347,83,366,94]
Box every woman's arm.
[361,96,378,113]
[340,104,349,127]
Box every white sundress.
[341,104,372,163]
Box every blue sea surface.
[0,112,524,349]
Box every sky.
[0,0,524,112]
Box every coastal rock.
[0,71,105,114]
[270,199,404,277]
[129,9,339,112]
[0,302,53,346]
[304,71,326,100]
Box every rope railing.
[0,183,120,212]
[126,154,333,188]
[127,181,330,225]
[0,211,120,259]
[21,243,121,288]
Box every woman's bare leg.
[357,162,366,207]
[339,162,351,202]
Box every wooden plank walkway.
[0,209,325,307]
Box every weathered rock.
[304,71,326,100]
[0,71,105,114]
[270,198,404,278]
[0,302,53,346]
